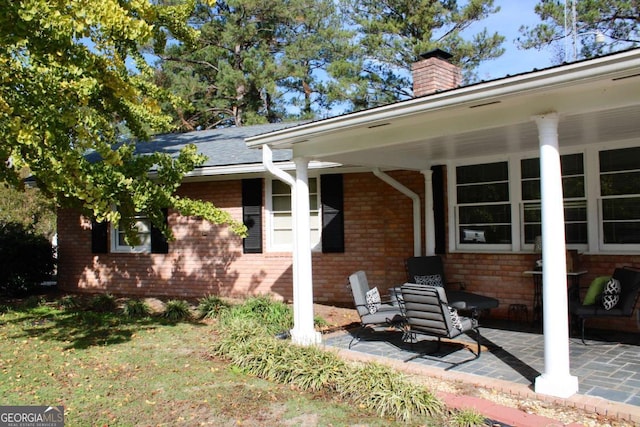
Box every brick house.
[58,48,640,396]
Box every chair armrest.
[450,301,467,310]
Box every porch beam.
[533,113,579,398]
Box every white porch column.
[290,157,321,346]
[533,113,578,398]
[422,169,435,256]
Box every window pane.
[562,176,585,198]
[523,203,541,223]
[459,204,511,224]
[603,222,640,244]
[272,180,290,195]
[457,182,509,203]
[524,223,542,243]
[564,201,587,222]
[601,171,640,196]
[522,179,540,200]
[602,197,640,221]
[566,223,588,244]
[456,162,508,184]
[561,153,584,175]
[309,195,318,210]
[521,158,539,179]
[272,195,291,211]
[600,147,640,173]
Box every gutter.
[372,168,421,257]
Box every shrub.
[223,295,292,335]
[122,299,150,318]
[163,299,192,321]
[59,295,81,311]
[90,293,117,312]
[449,409,487,427]
[197,295,229,319]
[0,222,55,296]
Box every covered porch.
[246,49,640,399]
[322,317,640,422]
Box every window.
[599,147,640,245]
[270,178,320,251]
[521,153,587,247]
[455,161,511,247]
[111,216,152,253]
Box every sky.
[472,0,559,80]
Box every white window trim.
[265,175,322,253]
[110,217,152,254]
[448,141,640,254]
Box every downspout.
[372,169,421,257]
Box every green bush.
[90,293,117,312]
[59,295,81,311]
[222,295,292,334]
[163,299,192,321]
[197,295,230,319]
[449,409,487,427]
[122,299,150,318]
[0,222,55,296]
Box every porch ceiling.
[247,49,640,171]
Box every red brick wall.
[57,171,640,331]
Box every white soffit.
[245,49,640,169]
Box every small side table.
[523,270,587,324]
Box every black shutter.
[432,165,446,254]
[91,220,109,254]
[321,174,345,253]
[151,208,169,254]
[242,178,263,254]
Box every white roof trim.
[245,49,640,149]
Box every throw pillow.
[583,276,610,306]
[365,287,381,314]
[448,306,463,331]
[602,277,621,310]
[414,274,443,287]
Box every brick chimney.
[411,49,462,97]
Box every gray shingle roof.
[137,122,305,168]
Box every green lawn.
[0,298,411,426]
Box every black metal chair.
[347,271,404,348]
[405,256,499,316]
[570,266,640,344]
[399,283,481,369]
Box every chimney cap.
[418,49,453,61]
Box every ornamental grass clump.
[122,299,150,318]
[197,294,230,319]
[213,299,445,423]
[336,362,443,422]
[226,295,293,334]
[90,293,117,312]
[163,299,192,321]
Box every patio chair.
[399,283,481,368]
[570,266,640,344]
[405,256,499,316]
[347,271,404,348]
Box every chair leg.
[349,325,365,349]
[580,318,587,345]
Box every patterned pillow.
[414,274,443,287]
[448,306,463,331]
[602,277,621,310]
[365,287,381,314]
